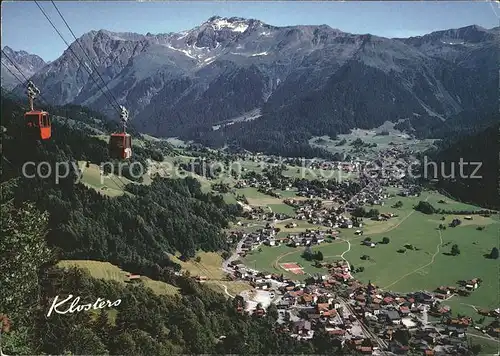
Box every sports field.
[280,262,305,274]
[243,191,499,316]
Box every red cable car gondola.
[108,106,132,160]
[109,132,132,159]
[25,81,51,140]
[25,110,51,140]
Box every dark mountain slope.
[424,123,500,209]
[262,59,427,137]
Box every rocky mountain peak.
[181,16,261,49]
[205,15,262,31]
[2,46,46,67]
[3,45,16,55]
[402,24,498,47]
[1,46,47,89]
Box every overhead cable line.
[49,0,123,113]
[36,0,163,137]
[0,61,26,91]
[33,0,122,114]
[1,50,52,107]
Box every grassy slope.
[57,260,179,296]
[169,252,252,297]
[78,161,136,197]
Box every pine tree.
[315,251,324,261]
[93,309,111,341]
[451,244,460,256]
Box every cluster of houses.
[221,250,496,355]
[345,183,388,211]
[285,230,332,247]
[236,226,336,253]
[282,198,366,229]
[434,278,483,299]
[293,179,366,202]
[237,226,280,253]
[240,207,291,222]
[235,175,281,190]
[214,148,497,354]
[305,159,359,173]
[278,157,360,174]
[398,184,422,197]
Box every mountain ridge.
[7,18,498,155]
[1,46,47,90]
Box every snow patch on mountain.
[211,18,248,33]
[441,40,465,45]
[166,45,197,59]
[251,52,269,57]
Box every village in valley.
[81,133,499,355]
[174,139,500,355]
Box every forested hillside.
[423,123,500,209]
[0,93,350,355]
[0,199,341,355]
[1,93,242,272]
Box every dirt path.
[273,250,297,270]
[460,303,480,312]
[339,239,352,271]
[382,229,443,290]
[374,193,429,235]
[193,261,234,298]
[468,332,499,342]
[216,283,234,298]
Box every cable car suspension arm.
[119,105,129,133]
[27,81,40,111]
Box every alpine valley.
[3,17,499,155]
[2,12,500,356]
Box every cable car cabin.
[25,110,51,140]
[109,133,132,159]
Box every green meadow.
[57,260,179,296]
[78,161,136,197]
[243,191,499,317]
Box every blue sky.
[2,1,498,61]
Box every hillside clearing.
[57,260,179,296]
[169,252,252,297]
